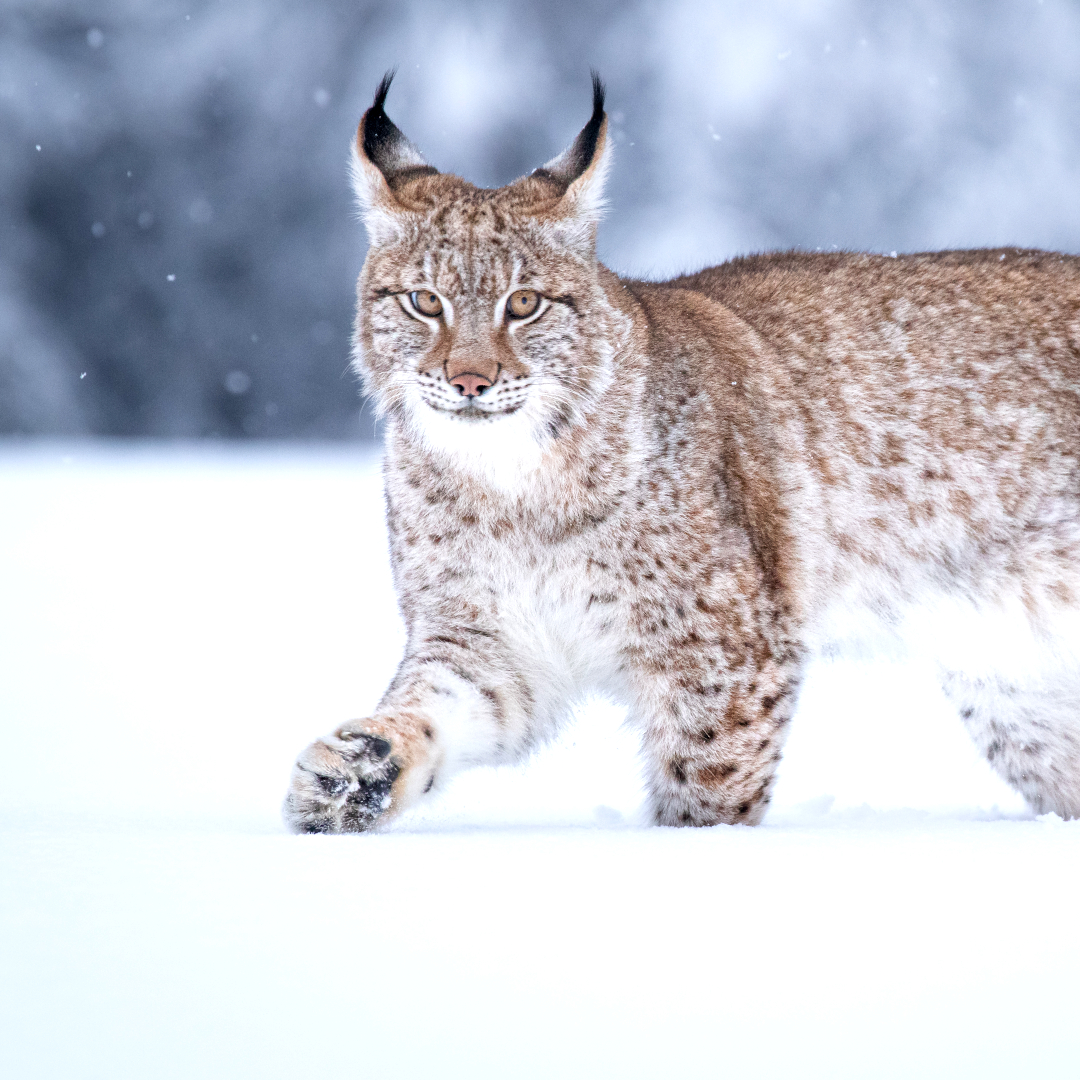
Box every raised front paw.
[283,726,403,834]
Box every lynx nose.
[449,372,492,398]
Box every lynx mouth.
[449,404,498,422]
[423,399,522,421]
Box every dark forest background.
[3,0,1080,439]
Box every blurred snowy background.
[3,0,1080,438]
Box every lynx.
[284,74,1080,832]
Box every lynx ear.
[350,71,438,245]
[531,73,610,236]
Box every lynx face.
[352,75,626,482]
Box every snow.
[1,443,1078,1078]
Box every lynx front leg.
[284,643,528,833]
[633,655,803,827]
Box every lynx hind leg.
[941,667,1080,819]
[283,717,431,833]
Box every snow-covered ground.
[1,444,1077,1079]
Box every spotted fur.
[284,76,1080,832]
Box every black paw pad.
[315,773,349,797]
[337,732,394,764]
[367,736,392,760]
[341,760,401,830]
[297,814,335,834]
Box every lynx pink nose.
[449,372,492,398]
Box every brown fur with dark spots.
[284,81,1080,834]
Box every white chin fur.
[407,402,546,494]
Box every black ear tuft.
[573,70,606,175]
[591,70,606,129]
[362,69,399,164]
[533,71,607,188]
[374,70,395,112]
[360,70,437,186]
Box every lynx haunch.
[284,74,1080,832]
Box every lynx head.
[351,72,626,486]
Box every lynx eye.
[409,290,443,318]
[506,289,541,320]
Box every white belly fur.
[812,575,1080,814]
